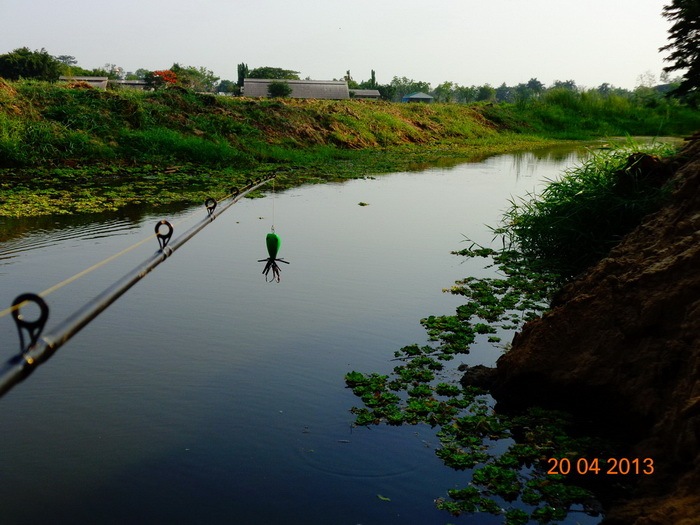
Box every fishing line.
[1,217,177,319]
[0,176,274,398]
[0,186,237,320]
[258,174,289,282]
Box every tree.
[376,84,396,101]
[343,70,359,89]
[433,81,455,102]
[56,55,77,66]
[636,70,657,88]
[389,76,431,101]
[268,80,292,98]
[476,84,496,102]
[128,68,149,80]
[526,78,545,94]
[0,47,62,81]
[248,66,299,80]
[237,62,249,88]
[551,79,578,91]
[513,83,533,103]
[495,82,514,103]
[101,63,124,80]
[359,69,378,89]
[660,0,700,100]
[597,82,613,95]
[217,79,237,93]
[170,63,219,92]
[144,70,178,90]
[454,85,477,103]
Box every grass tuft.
[495,140,678,277]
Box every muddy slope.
[491,136,700,524]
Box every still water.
[0,146,596,524]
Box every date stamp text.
[547,457,654,476]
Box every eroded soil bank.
[491,135,700,524]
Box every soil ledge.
[490,134,700,524]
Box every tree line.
[0,1,697,105]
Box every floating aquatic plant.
[345,143,679,523]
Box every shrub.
[267,80,292,98]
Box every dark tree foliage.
[217,79,237,93]
[359,69,377,89]
[249,66,299,80]
[660,0,700,100]
[551,79,578,92]
[377,84,396,101]
[526,78,545,94]
[0,47,62,81]
[237,62,249,87]
[56,55,77,66]
[170,63,219,92]
[267,80,292,98]
[389,76,432,101]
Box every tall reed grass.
[495,141,678,277]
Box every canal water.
[0,146,598,524]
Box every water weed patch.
[345,141,680,523]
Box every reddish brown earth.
[490,136,700,524]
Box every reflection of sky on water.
[0,148,599,525]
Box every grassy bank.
[481,87,700,139]
[1,79,698,217]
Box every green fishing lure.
[266,232,281,260]
[259,232,289,282]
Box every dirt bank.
[490,135,700,524]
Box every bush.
[0,47,62,81]
[267,80,292,98]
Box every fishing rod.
[0,175,274,398]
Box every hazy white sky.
[1,0,673,90]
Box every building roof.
[110,79,149,89]
[59,76,109,89]
[402,91,434,102]
[350,89,381,99]
[243,79,349,100]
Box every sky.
[0,0,674,90]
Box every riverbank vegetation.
[345,140,681,523]
[1,77,698,218]
[495,141,677,277]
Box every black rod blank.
[0,176,272,398]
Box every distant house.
[110,79,149,90]
[402,92,434,103]
[59,76,109,90]
[243,79,350,100]
[654,83,675,95]
[349,89,381,100]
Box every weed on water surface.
[346,141,678,523]
[3,79,695,219]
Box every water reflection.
[0,202,193,245]
[0,147,595,525]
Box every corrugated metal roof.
[59,76,109,89]
[402,91,434,102]
[350,89,381,99]
[244,79,349,99]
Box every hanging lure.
[258,229,289,282]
